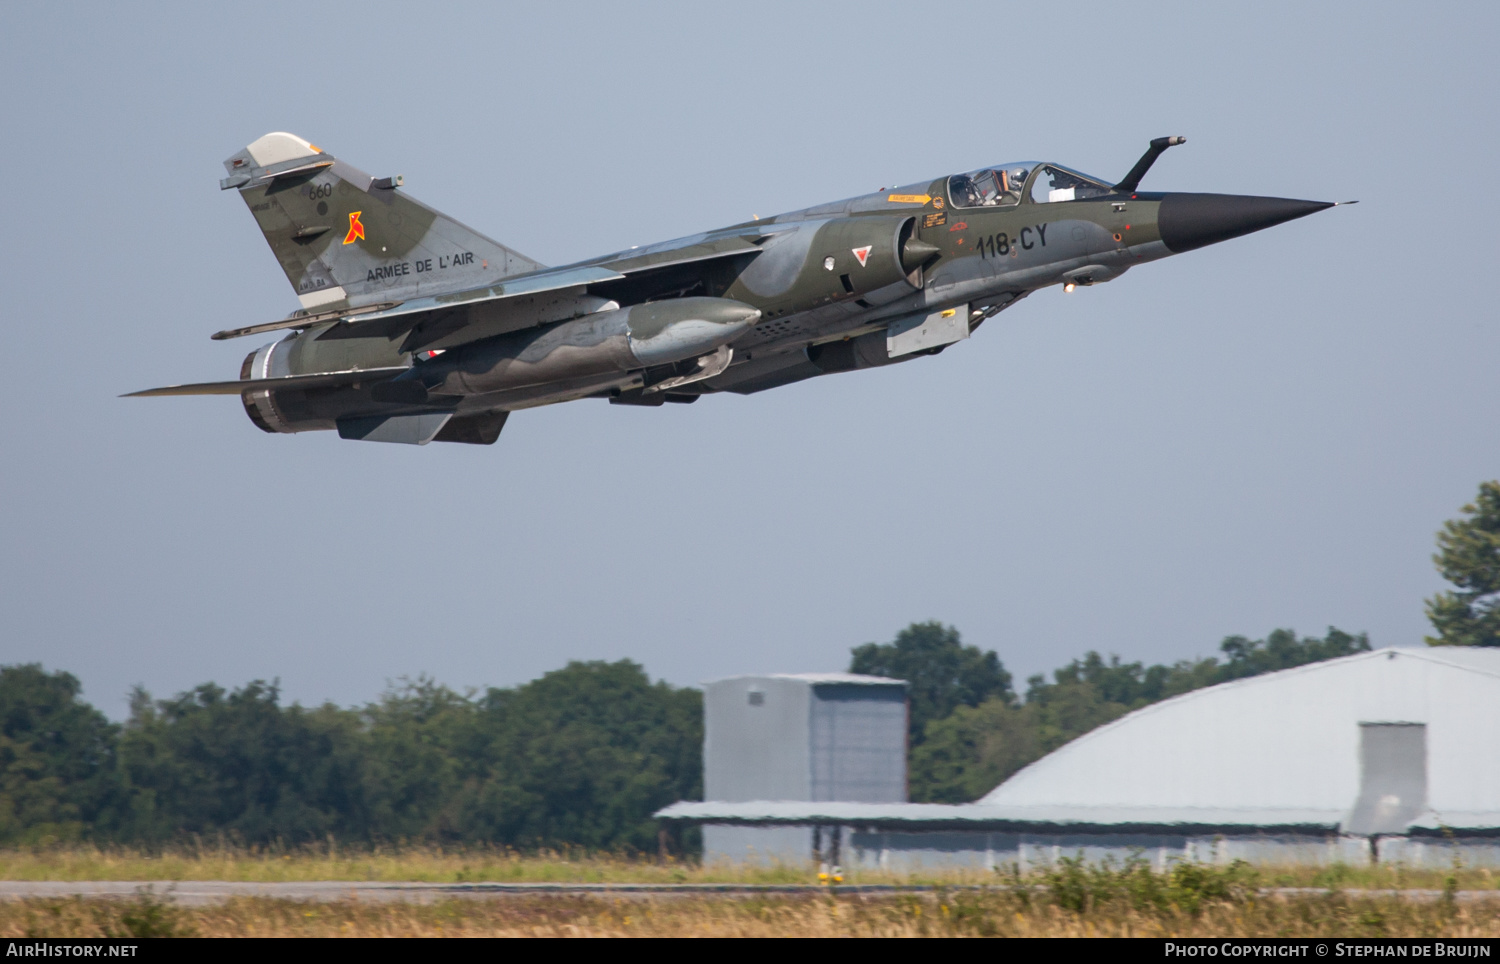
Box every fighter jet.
[129,134,1342,445]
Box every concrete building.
[700,673,906,864]
[662,648,1500,868]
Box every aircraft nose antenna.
[1157,194,1335,253]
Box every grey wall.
[704,676,813,802]
[847,832,1376,871]
[845,832,1500,871]
[702,826,814,867]
[810,684,907,803]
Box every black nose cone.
[1158,193,1334,253]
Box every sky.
[1,1,1496,718]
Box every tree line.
[0,661,700,850]
[0,625,1369,846]
[3,479,1498,848]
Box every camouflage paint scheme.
[129,133,1339,445]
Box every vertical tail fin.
[221,133,544,311]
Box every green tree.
[1426,481,1500,647]
[911,678,1135,803]
[359,677,476,840]
[911,700,1040,803]
[1216,627,1370,677]
[848,621,1012,746]
[0,660,705,850]
[0,665,119,843]
[117,680,368,844]
[457,660,702,851]
[1038,652,1218,708]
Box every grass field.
[3,847,1498,937]
[4,890,1500,938]
[1,844,1496,890]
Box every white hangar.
[661,648,1500,868]
[979,646,1500,834]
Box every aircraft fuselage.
[131,136,1336,446]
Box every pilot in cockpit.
[998,168,1029,203]
[949,167,1030,208]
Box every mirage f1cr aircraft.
[130,133,1343,445]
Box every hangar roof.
[655,800,1341,834]
[706,673,906,687]
[980,647,1500,830]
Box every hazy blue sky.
[2,1,1496,717]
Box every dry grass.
[5,847,1500,937]
[1,844,1496,891]
[1263,862,1499,892]
[3,890,1500,938]
[0,844,967,885]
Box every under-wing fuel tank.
[371,296,759,403]
[235,296,760,439]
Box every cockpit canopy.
[948,163,1034,208]
[947,162,1115,209]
